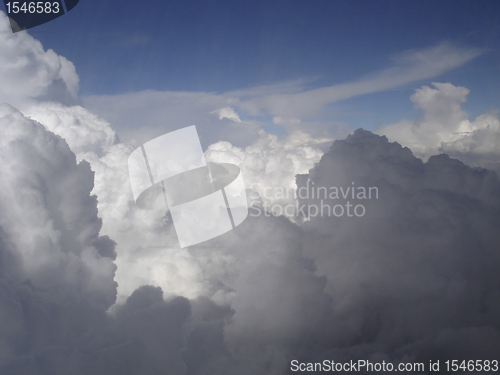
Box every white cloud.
[211,106,242,122]
[376,82,500,172]
[1,12,500,373]
[440,111,500,172]
[205,130,325,218]
[0,102,194,374]
[237,43,483,118]
[2,99,500,372]
[23,102,117,157]
[0,103,117,301]
[0,12,78,108]
[82,43,482,149]
[285,129,500,366]
[82,89,261,148]
[65,61,500,375]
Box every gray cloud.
[0,105,190,375]
[1,11,499,374]
[1,102,500,374]
[176,130,500,372]
[292,129,500,366]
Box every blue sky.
[6,0,500,132]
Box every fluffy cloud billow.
[295,129,500,364]
[0,104,195,375]
[0,12,78,108]
[1,10,500,375]
[377,82,500,173]
[2,103,499,372]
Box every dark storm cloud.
[172,130,500,374]
[1,103,499,374]
[292,129,500,367]
[0,105,189,375]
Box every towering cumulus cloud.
[0,105,191,374]
[1,10,500,375]
[294,130,500,364]
[378,82,500,173]
[0,12,78,108]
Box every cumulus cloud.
[2,102,500,373]
[441,111,500,172]
[205,130,326,218]
[23,102,118,157]
[0,103,115,367]
[1,11,500,374]
[0,12,78,108]
[290,129,500,365]
[177,130,500,372]
[377,82,500,173]
[82,125,326,301]
[0,104,116,297]
[0,104,197,375]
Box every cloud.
[211,106,242,122]
[82,89,262,148]
[82,43,482,148]
[0,103,115,365]
[236,43,483,118]
[377,82,500,173]
[0,104,195,375]
[292,130,500,364]
[179,130,500,372]
[2,99,500,372]
[0,12,78,108]
[23,102,118,157]
[1,12,499,373]
[441,111,500,172]
[205,130,326,219]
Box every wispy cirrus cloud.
[236,43,484,118]
[82,43,483,147]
